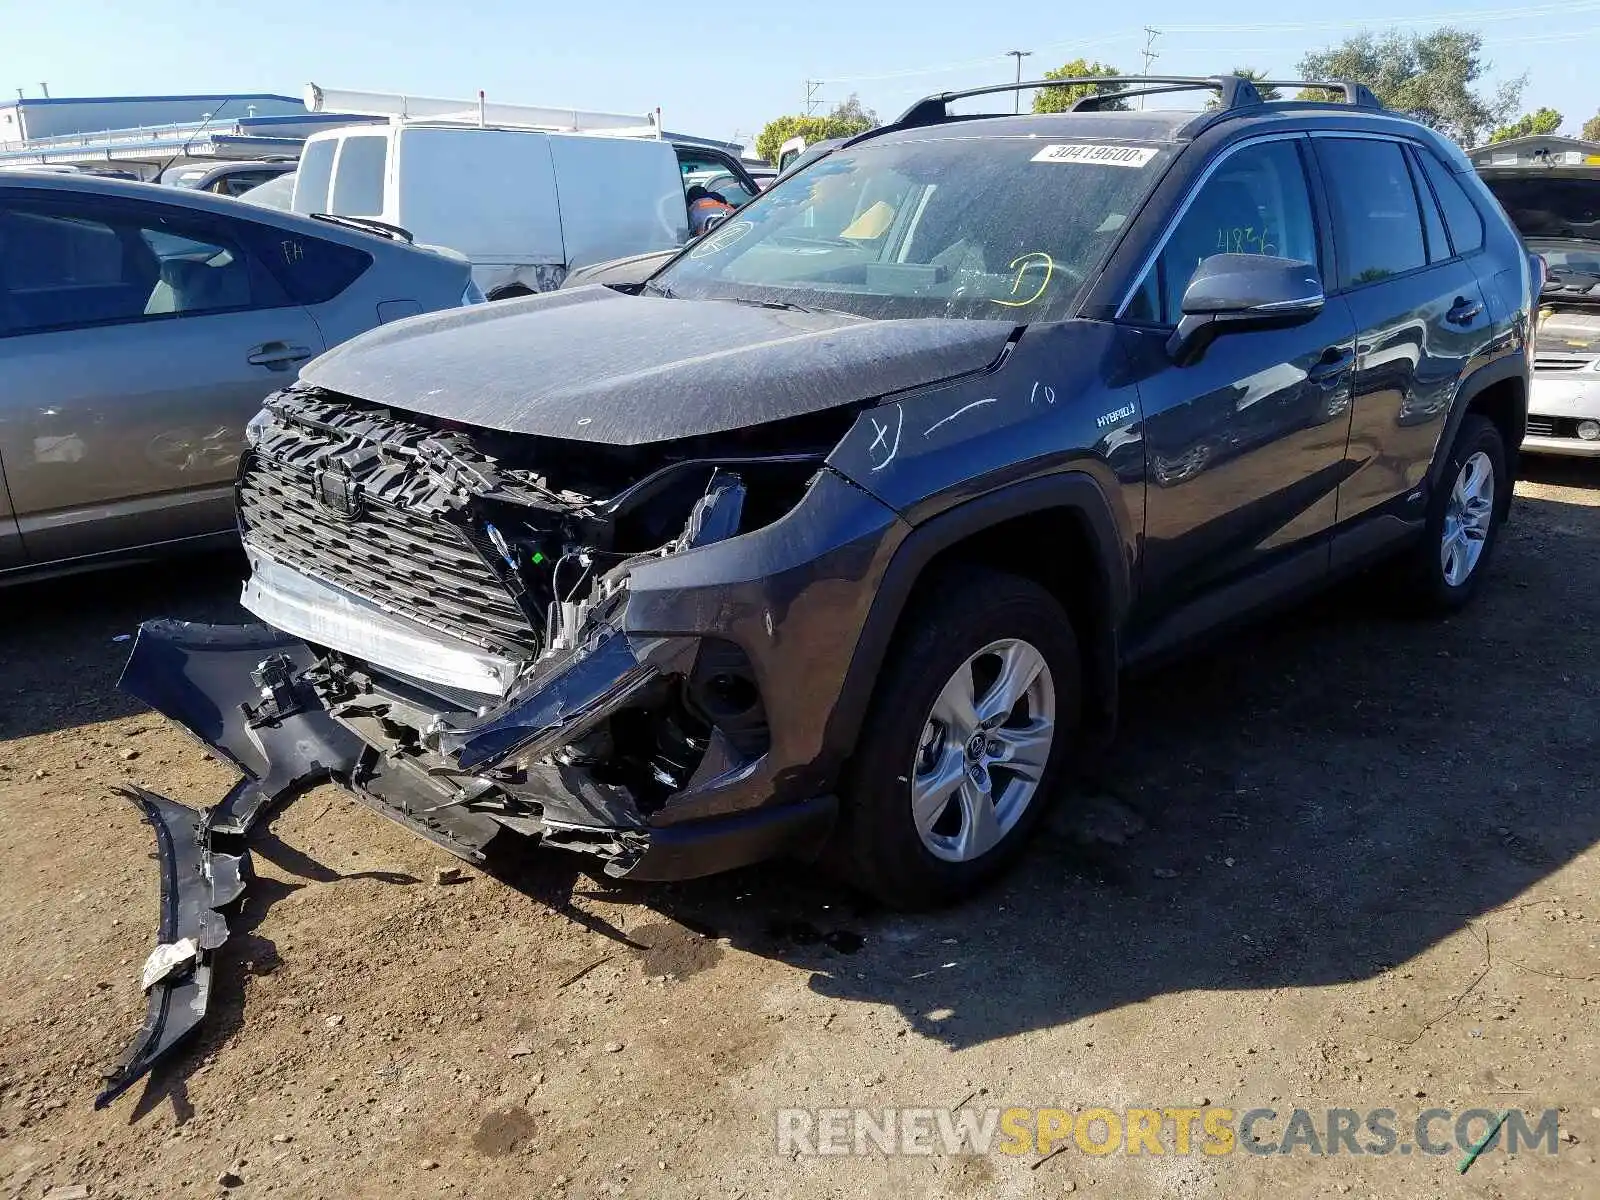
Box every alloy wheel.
[910,638,1056,864]
[1441,450,1495,587]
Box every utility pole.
[1138,27,1160,110]
[803,80,824,117]
[1005,50,1032,114]
[38,81,49,99]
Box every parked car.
[1478,160,1600,456]
[160,160,297,198]
[236,170,296,211]
[105,73,1534,1104]
[0,171,475,580]
[293,96,761,300]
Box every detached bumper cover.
[98,616,836,1104]
[100,622,366,1105]
[96,786,245,1109]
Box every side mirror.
[1166,253,1325,365]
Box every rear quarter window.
[237,221,373,304]
[1419,151,1485,255]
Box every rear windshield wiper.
[309,213,414,243]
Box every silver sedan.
[0,171,475,579]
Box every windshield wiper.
[703,295,842,316]
[309,213,414,243]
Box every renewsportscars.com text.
[776,1106,1562,1158]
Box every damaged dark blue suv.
[106,75,1534,1103]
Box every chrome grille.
[237,454,539,658]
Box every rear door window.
[294,138,338,213]
[330,136,389,216]
[1407,147,1453,263]
[0,194,287,335]
[1315,138,1428,288]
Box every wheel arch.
[1431,357,1527,508]
[822,472,1132,773]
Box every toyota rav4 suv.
[103,75,1533,1104]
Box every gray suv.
[0,172,474,579]
[102,74,1535,1107]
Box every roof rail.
[896,75,1264,126]
[303,83,661,138]
[1257,79,1383,109]
[895,74,1386,128]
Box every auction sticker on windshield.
[1031,143,1158,167]
[689,219,754,259]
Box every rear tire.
[1398,414,1507,614]
[831,569,1081,909]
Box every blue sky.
[4,0,1598,152]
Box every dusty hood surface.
[300,285,1014,445]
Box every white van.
[292,88,761,299]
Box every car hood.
[561,249,678,291]
[299,285,1014,445]
[1537,305,1600,355]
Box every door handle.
[1446,297,1483,326]
[1307,346,1354,385]
[247,342,314,369]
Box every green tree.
[1582,111,1600,142]
[1032,59,1128,114]
[1296,27,1524,146]
[1490,107,1563,142]
[753,94,878,164]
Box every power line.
[817,31,1136,85]
[814,3,1600,86]
[1164,0,1600,32]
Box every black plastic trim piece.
[95,787,242,1109]
[618,794,838,881]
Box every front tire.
[831,569,1081,909]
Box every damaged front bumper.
[101,392,911,1102]
[99,611,838,1103]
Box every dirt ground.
[0,459,1597,1200]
